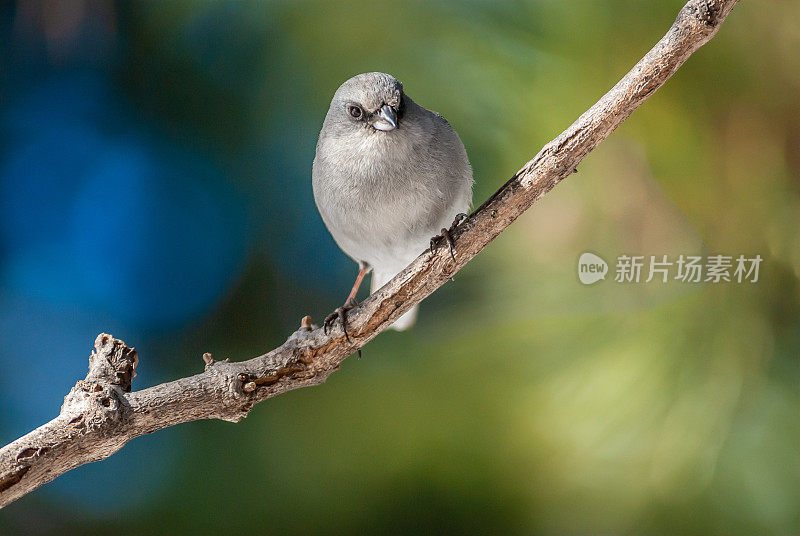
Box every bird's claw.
[324,297,358,343]
[323,298,362,358]
[429,213,468,263]
[435,227,457,263]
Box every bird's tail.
[370,270,418,331]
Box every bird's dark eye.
[348,105,363,119]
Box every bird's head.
[327,72,405,134]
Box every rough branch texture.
[0,0,739,509]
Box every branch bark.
[0,0,740,509]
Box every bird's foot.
[323,298,362,356]
[429,213,468,263]
[324,298,362,358]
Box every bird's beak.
[373,104,398,131]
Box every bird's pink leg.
[324,262,371,354]
[347,263,370,302]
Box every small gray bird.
[313,72,473,335]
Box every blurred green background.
[1,1,798,534]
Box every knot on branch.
[236,361,308,393]
[85,333,138,392]
[678,0,725,29]
[60,334,137,422]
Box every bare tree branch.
[0,0,740,509]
